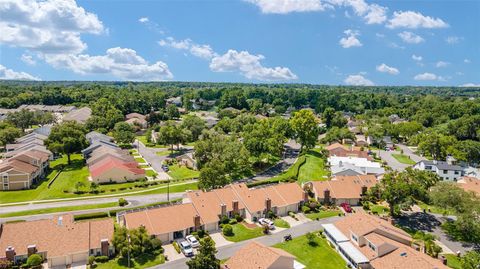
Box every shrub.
[172,241,181,253]
[267,210,276,219]
[94,256,109,263]
[229,219,238,225]
[197,229,207,238]
[262,224,270,234]
[26,254,42,267]
[223,224,233,236]
[301,205,311,214]
[151,238,162,249]
[234,214,243,222]
[88,256,95,266]
[74,212,109,221]
[118,198,128,207]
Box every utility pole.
[127,234,131,268]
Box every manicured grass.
[392,153,416,165]
[223,223,264,242]
[370,204,389,215]
[306,210,341,220]
[95,253,165,269]
[297,148,330,183]
[274,218,290,228]
[0,202,118,218]
[445,254,462,269]
[145,169,157,177]
[168,165,200,180]
[417,201,455,215]
[134,157,147,163]
[136,135,149,145]
[126,182,199,196]
[155,149,180,157]
[274,232,346,269]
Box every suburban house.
[328,156,385,176]
[166,96,182,107]
[0,130,53,190]
[305,175,378,206]
[89,156,145,183]
[125,113,147,129]
[457,177,480,196]
[84,131,145,183]
[413,156,464,181]
[0,215,114,268]
[322,213,447,269]
[223,241,303,269]
[176,152,197,170]
[121,182,307,244]
[123,203,203,243]
[17,105,76,114]
[326,143,372,160]
[63,107,92,124]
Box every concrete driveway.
[163,244,185,262]
[281,214,311,227]
[210,232,233,248]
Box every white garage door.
[50,256,66,267]
[72,253,87,264]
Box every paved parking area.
[210,232,234,248]
[163,244,185,262]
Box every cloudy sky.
[0,0,479,86]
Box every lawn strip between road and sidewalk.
[0,202,118,218]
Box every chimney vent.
[5,246,15,261]
[27,245,37,256]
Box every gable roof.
[124,203,202,236]
[416,160,463,171]
[0,215,113,258]
[310,175,378,200]
[63,107,92,123]
[89,156,144,178]
[457,177,480,195]
[125,113,146,120]
[224,241,295,269]
[0,159,37,174]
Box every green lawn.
[297,148,330,183]
[392,153,416,165]
[274,218,290,228]
[95,253,165,269]
[417,201,455,215]
[145,170,157,177]
[370,204,389,215]
[223,223,264,242]
[274,232,346,269]
[125,182,199,196]
[168,165,200,180]
[134,157,147,163]
[445,254,462,269]
[306,210,341,220]
[0,202,117,218]
[136,135,149,145]
[155,150,181,157]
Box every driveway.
[163,244,185,262]
[153,216,341,269]
[397,212,477,254]
[210,232,233,248]
[281,214,311,228]
[378,149,409,171]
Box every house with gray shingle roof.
[413,156,464,181]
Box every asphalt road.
[153,216,341,269]
[377,144,425,171]
[0,192,184,223]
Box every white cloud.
[387,11,448,29]
[138,17,149,23]
[344,74,374,86]
[412,54,422,61]
[398,31,424,44]
[210,50,297,81]
[376,63,399,75]
[21,54,36,65]
[44,47,173,81]
[0,0,104,54]
[339,29,362,48]
[414,72,443,81]
[340,0,387,24]
[159,37,216,59]
[464,59,471,64]
[460,83,480,87]
[435,61,449,68]
[245,0,329,14]
[445,36,461,44]
[0,64,40,80]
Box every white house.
[328,156,385,176]
[413,156,464,181]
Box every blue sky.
[0,0,479,86]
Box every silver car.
[179,240,194,257]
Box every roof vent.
[58,216,63,226]
[400,252,407,257]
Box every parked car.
[340,203,352,213]
[258,218,275,229]
[179,240,194,257]
[186,235,200,248]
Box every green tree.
[0,126,22,147]
[86,98,123,131]
[322,127,355,144]
[45,121,88,164]
[181,115,206,141]
[199,160,228,189]
[460,250,480,269]
[7,109,35,131]
[166,104,180,119]
[429,182,469,213]
[186,237,220,269]
[322,107,336,128]
[113,122,135,144]
[305,232,316,245]
[290,109,319,151]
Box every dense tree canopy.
[45,121,88,164]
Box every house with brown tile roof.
[0,159,38,190]
[326,142,372,160]
[322,213,448,269]
[123,203,202,243]
[223,241,298,269]
[63,107,92,124]
[457,177,480,196]
[305,175,378,206]
[125,113,146,120]
[0,215,114,268]
[89,156,145,183]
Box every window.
[368,241,376,251]
[351,234,358,242]
[454,171,459,175]
[425,166,432,170]
[443,170,448,174]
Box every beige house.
[223,241,298,269]
[0,215,114,268]
[0,160,37,190]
